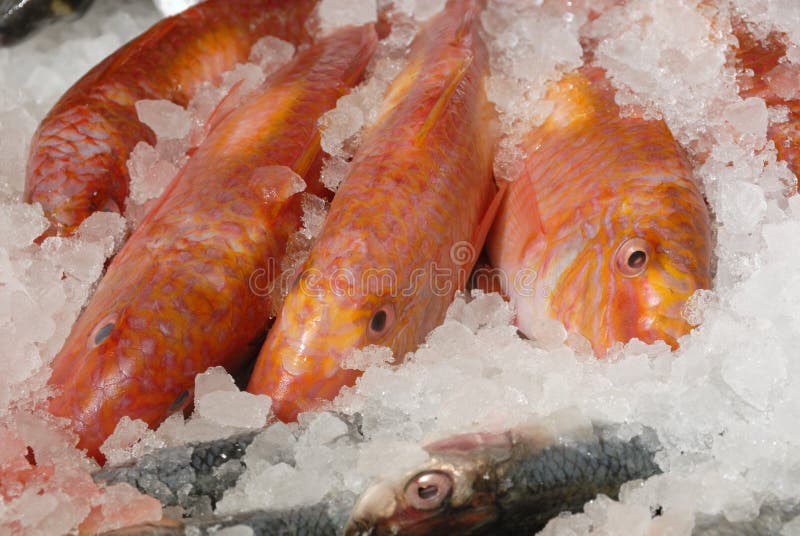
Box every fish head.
[545,176,712,354]
[251,238,424,421]
[344,430,518,536]
[47,265,196,459]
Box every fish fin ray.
[470,179,509,262]
[205,78,247,133]
[414,53,473,147]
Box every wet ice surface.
[2,0,800,534]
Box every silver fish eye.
[614,238,651,277]
[404,470,453,511]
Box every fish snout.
[248,326,362,422]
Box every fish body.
[486,66,712,355]
[247,0,498,421]
[734,24,800,183]
[0,0,94,46]
[24,0,319,235]
[102,503,350,536]
[47,25,377,461]
[93,413,363,515]
[345,424,661,535]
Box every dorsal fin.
[471,179,509,256]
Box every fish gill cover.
[1,0,800,534]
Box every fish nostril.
[88,314,118,349]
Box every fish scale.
[47,24,378,462]
[247,0,499,421]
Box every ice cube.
[0,203,48,249]
[724,98,768,142]
[194,366,238,397]
[316,0,378,34]
[195,391,271,429]
[135,99,192,140]
[249,36,296,75]
[342,345,395,370]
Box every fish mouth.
[248,302,366,421]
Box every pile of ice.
[2,0,800,534]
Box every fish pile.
[1,0,800,534]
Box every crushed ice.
[1,0,800,534]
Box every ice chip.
[195,366,238,397]
[127,141,179,204]
[342,345,395,370]
[249,36,296,75]
[195,390,271,428]
[0,203,48,248]
[135,99,192,139]
[299,193,329,240]
[718,180,767,235]
[301,412,349,445]
[317,0,377,34]
[320,156,351,191]
[724,98,768,142]
[392,0,446,21]
[100,416,165,466]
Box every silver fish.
[0,0,94,45]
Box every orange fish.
[486,66,712,355]
[248,0,500,421]
[24,0,318,235]
[47,25,377,461]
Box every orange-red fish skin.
[734,23,800,183]
[487,66,712,356]
[24,0,319,235]
[46,25,378,462]
[248,0,497,422]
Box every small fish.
[93,413,364,515]
[344,424,661,535]
[486,66,712,355]
[47,25,377,462]
[0,0,94,46]
[734,22,800,183]
[247,0,501,421]
[101,502,351,536]
[24,0,319,235]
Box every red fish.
[486,66,712,355]
[248,0,500,421]
[24,0,319,235]
[46,25,378,461]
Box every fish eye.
[367,303,395,340]
[88,314,117,348]
[614,238,651,277]
[404,471,453,511]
